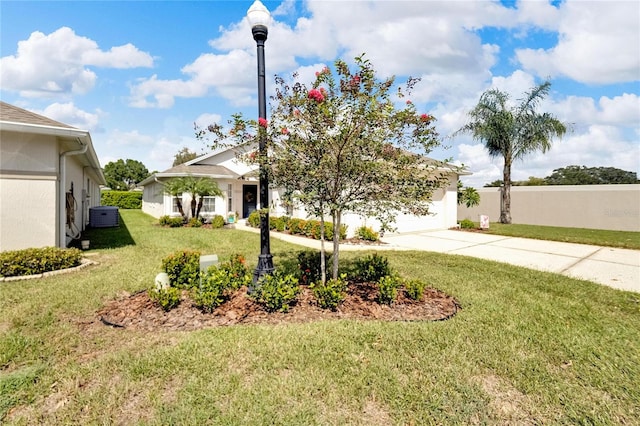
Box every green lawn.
[483,222,640,250]
[1,210,639,424]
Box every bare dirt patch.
[97,283,460,331]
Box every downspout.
[59,138,88,247]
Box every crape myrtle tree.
[456,81,567,224]
[197,55,452,281]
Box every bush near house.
[248,214,348,241]
[210,215,225,229]
[459,219,476,229]
[100,190,142,209]
[158,216,184,227]
[0,247,83,277]
[355,225,380,241]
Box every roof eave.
[1,120,107,185]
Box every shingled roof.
[138,163,240,186]
[0,101,76,129]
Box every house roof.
[0,101,75,129]
[0,101,107,185]
[138,163,240,186]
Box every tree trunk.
[500,156,512,224]
[331,210,341,280]
[319,212,327,285]
[190,197,197,219]
[176,198,185,219]
[195,197,204,219]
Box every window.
[227,184,233,213]
[201,196,216,214]
[172,194,182,214]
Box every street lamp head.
[247,0,270,41]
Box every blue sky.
[1,0,639,187]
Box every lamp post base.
[251,253,274,290]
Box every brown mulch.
[97,283,460,331]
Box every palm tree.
[192,178,223,219]
[457,81,567,223]
[163,178,186,219]
[165,175,222,218]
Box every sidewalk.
[235,222,640,293]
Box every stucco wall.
[0,131,58,173]
[457,185,640,231]
[0,176,58,251]
[1,129,104,250]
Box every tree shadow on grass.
[76,213,136,250]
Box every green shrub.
[297,250,332,285]
[188,217,203,227]
[192,254,250,312]
[355,225,380,241]
[459,219,476,229]
[247,210,261,227]
[159,215,184,227]
[148,287,181,311]
[354,253,392,282]
[250,270,300,313]
[0,247,83,277]
[303,220,321,238]
[404,279,427,301]
[378,275,400,305]
[338,224,348,240]
[311,275,348,311]
[270,216,287,232]
[210,215,225,229]
[287,218,306,235]
[100,190,142,209]
[193,267,230,313]
[219,253,251,290]
[161,250,201,289]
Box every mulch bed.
[97,283,460,331]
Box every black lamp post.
[248,0,274,283]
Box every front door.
[242,184,257,218]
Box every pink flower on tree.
[294,109,301,116]
[281,127,289,135]
[406,100,412,105]
[308,88,325,103]
[420,113,430,122]
[258,117,268,128]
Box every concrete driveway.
[236,222,640,293]
[381,230,640,293]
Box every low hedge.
[0,247,83,277]
[247,214,347,240]
[101,190,142,209]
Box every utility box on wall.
[89,206,119,228]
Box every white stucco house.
[0,102,106,251]
[141,147,469,236]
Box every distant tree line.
[484,166,639,187]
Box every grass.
[1,210,639,424]
[478,222,640,250]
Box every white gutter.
[59,138,88,247]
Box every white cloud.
[128,1,517,109]
[194,113,222,129]
[129,50,255,108]
[34,102,102,132]
[550,93,640,129]
[0,27,153,98]
[516,1,640,84]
